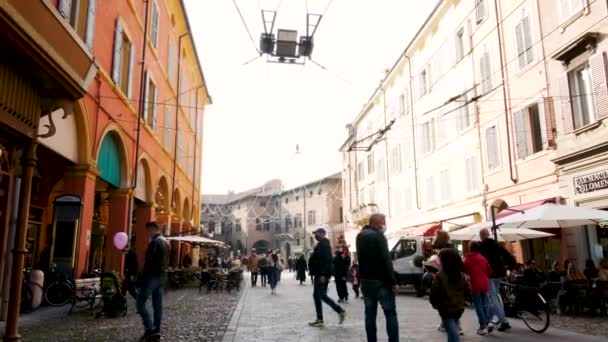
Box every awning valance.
[495,198,555,220]
[399,223,441,237]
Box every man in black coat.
[357,213,399,342]
[308,227,345,327]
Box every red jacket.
[464,252,492,294]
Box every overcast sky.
[184,0,438,194]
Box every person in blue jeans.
[137,222,169,341]
[356,213,400,342]
[430,248,466,342]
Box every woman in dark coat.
[295,254,308,285]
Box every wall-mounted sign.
[574,170,608,195]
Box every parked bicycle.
[498,280,550,333]
[20,268,43,313]
[43,264,73,307]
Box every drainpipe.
[127,0,150,240]
[494,0,518,184]
[170,33,189,232]
[191,89,199,231]
[404,56,421,209]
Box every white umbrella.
[449,225,553,242]
[165,235,225,246]
[499,203,608,229]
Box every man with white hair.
[357,213,399,342]
[479,228,515,332]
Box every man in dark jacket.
[479,228,514,332]
[333,250,351,303]
[308,227,345,327]
[356,213,399,342]
[122,243,138,300]
[137,222,169,341]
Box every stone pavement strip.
[224,273,607,342]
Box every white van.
[389,236,433,296]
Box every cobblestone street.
[1,286,239,342]
[224,273,608,342]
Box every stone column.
[63,164,99,277]
[4,141,37,342]
[104,189,130,275]
[133,204,155,270]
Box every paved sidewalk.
[223,272,607,342]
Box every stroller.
[96,272,127,318]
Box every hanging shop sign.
[574,170,608,195]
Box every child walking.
[348,262,361,298]
[430,248,466,342]
[464,241,492,335]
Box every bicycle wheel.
[74,288,98,309]
[45,281,72,307]
[520,292,550,333]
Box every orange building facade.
[0,1,209,332]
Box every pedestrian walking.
[356,213,399,342]
[122,243,138,300]
[348,262,361,299]
[430,248,466,342]
[249,252,260,287]
[137,222,169,341]
[259,254,269,287]
[296,254,308,285]
[268,252,283,294]
[463,241,492,335]
[479,228,514,332]
[333,248,351,303]
[308,227,346,327]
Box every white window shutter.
[543,96,556,146]
[152,86,158,131]
[513,110,529,159]
[476,0,486,23]
[559,73,574,134]
[58,0,72,20]
[142,72,149,120]
[151,3,159,47]
[127,44,135,99]
[537,100,548,147]
[522,16,534,64]
[515,22,525,69]
[485,126,499,169]
[111,19,123,84]
[589,51,608,119]
[164,106,171,149]
[84,0,96,49]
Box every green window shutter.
[98,134,122,187]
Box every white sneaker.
[477,328,488,336]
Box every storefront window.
[596,226,608,259]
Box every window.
[390,145,402,174]
[111,19,135,98]
[475,0,487,23]
[57,0,97,49]
[285,198,289,204]
[559,0,585,23]
[569,62,596,129]
[439,169,451,202]
[369,183,375,204]
[285,215,292,230]
[307,211,316,225]
[163,105,171,150]
[255,218,261,231]
[465,156,480,193]
[393,240,417,259]
[167,39,176,84]
[367,152,375,175]
[376,158,385,183]
[339,207,343,223]
[263,218,270,231]
[260,201,266,207]
[479,48,492,93]
[275,220,281,232]
[399,90,409,116]
[455,28,465,61]
[150,2,160,48]
[295,213,302,228]
[143,74,158,130]
[425,176,435,206]
[357,161,364,181]
[236,219,242,232]
[422,119,436,154]
[485,125,501,170]
[419,69,428,97]
[515,12,534,69]
[513,102,547,159]
[458,94,472,131]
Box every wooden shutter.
[142,72,149,120]
[513,110,529,159]
[84,0,96,49]
[151,3,159,47]
[152,84,158,131]
[537,101,548,147]
[126,44,135,99]
[164,106,171,149]
[589,51,608,119]
[543,97,556,147]
[486,126,499,169]
[111,19,123,84]
[559,73,574,134]
[515,22,525,69]
[522,16,534,64]
[476,0,486,23]
[483,51,492,92]
[58,0,72,20]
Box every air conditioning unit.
[260,33,275,54]
[276,29,298,57]
[299,36,314,57]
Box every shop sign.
[574,170,608,195]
